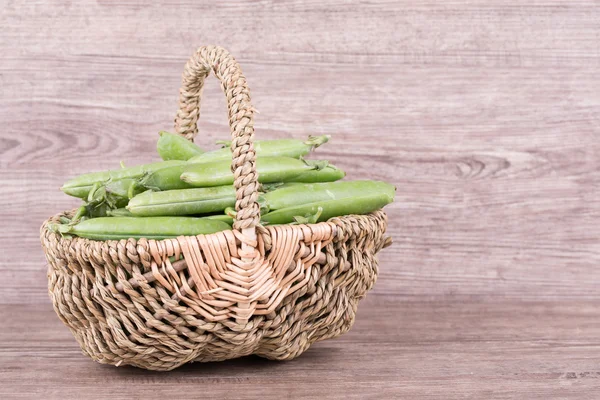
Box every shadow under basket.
[40,45,392,371]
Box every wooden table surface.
[1,1,599,399]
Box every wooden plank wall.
[1,1,599,398]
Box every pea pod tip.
[179,173,192,183]
[305,134,331,149]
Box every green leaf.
[69,205,88,225]
[304,134,331,150]
[292,206,323,224]
[87,182,101,203]
[257,195,270,214]
[301,158,329,171]
[48,223,72,235]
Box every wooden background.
[1,1,599,398]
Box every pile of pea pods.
[51,132,395,240]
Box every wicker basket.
[40,45,391,371]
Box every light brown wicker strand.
[174,45,260,232]
[110,248,342,294]
[174,45,261,323]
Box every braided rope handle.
[174,46,260,233]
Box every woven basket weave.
[40,45,391,371]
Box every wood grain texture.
[1,300,600,399]
[1,0,599,398]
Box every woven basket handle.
[174,46,260,233]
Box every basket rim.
[42,208,388,245]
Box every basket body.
[41,45,392,370]
[42,210,388,371]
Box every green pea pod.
[62,160,186,199]
[187,135,330,164]
[263,180,395,211]
[139,163,192,191]
[106,208,136,217]
[127,186,237,216]
[261,193,394,225]
[179,156,319,188]
[157,131,204,161]
[287,165,346,183]
[205,214,234,225]
[104,179,135,199]
[50,216,231,240]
